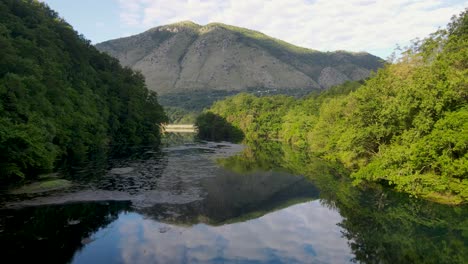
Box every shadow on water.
[0,201,132,263]
[0,140,467,263]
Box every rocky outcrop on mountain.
[96,21,384,95]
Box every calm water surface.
[0,136,467,263]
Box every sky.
[41,0,467,59]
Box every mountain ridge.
[96,21,384,97]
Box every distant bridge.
[161,124,198,133]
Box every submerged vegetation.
[0,0,167,183]
[198,10,468,204]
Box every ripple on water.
[2,142,245,209]
[109,167,135,175]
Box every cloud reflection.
[80,200,354,263]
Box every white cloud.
[110,201,354,263]
[117,0,466,58]
[118,0,144,26]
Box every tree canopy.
[0,0,167,183]
[198,10,468,204]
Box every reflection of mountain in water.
[0,171,318,263]
[0,142,322,263]
[140,170,319,225]
[2,141,466,264]
[223,142,468,264]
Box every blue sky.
[41,0,467,59]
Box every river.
[0,135,466,263]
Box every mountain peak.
[165,20,201,28]
[204,22,233,28]
[96,22,384,97]
[152,21,202,33]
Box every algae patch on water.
[10,179,73,194]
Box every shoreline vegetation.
[197,10,468,205]
[0,1,466,206]
[0,0,167,184]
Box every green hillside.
[197,10,468,204]
[96,20,384,113]
[209,22,383,77]
[0,0,167,183]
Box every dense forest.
[162,88,313,124]
[0,0,167,183]
[197,10,468,204]
[219,142,468,263]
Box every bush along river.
[0,135,467,264]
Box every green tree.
[0,0,167,183]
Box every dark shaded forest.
[0,0,167,183]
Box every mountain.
[196,10,468,204]
[96,21,384,109]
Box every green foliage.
[353,107,468,203]
[206,93,295,141]
[0,0,167,183]
[201,10,468,204]
[164,106,198,124]
[195,112,244,142]
[10,178,72,194]
[158,88,312,113]
[0,117,56,179]
[219,140,468,264]
[159,90,240,112]
[332,10,467,202]
[204,81,363,144]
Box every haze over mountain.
[96,21,384,98]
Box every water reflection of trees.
[161,132,197,146]
[139,167,319,226]
[219,141,468,264]
[0,201,131,263]
[1,141,466,264]
[337,189,468,264]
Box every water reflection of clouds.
[113,200,353,263]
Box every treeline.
[0,0,167,183]
[195,112,244,142]
[162,87,313,124]
[199,11,468,204]
[164,106,197,124]
[219,141,468,263]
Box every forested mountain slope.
[0,0,167,183]
[96,21,383,110]
[197,10,468,204]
